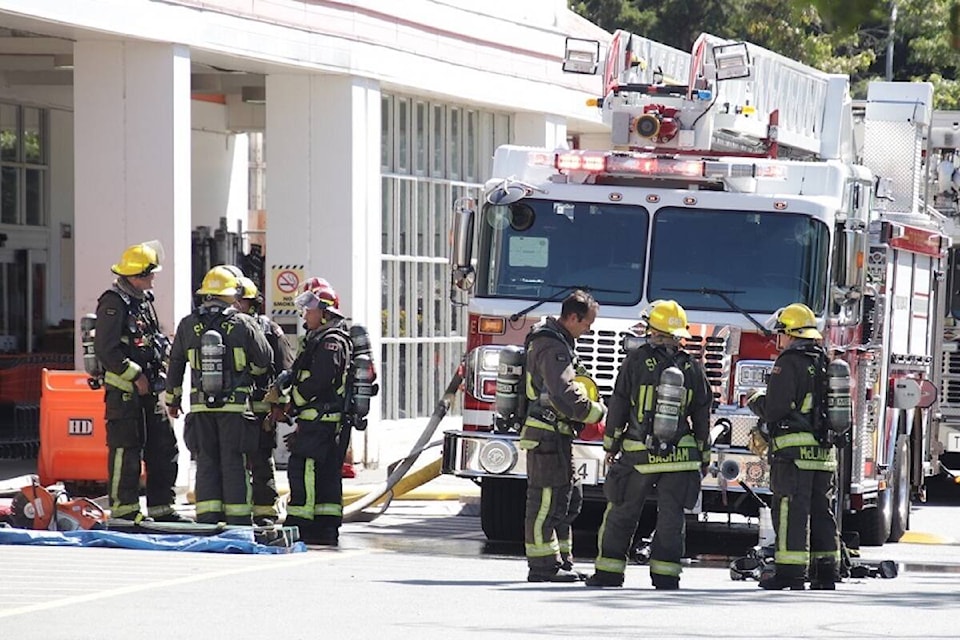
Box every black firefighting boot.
[584,570,624,588]
[759,574,806,590]
[528,562,581,583]
[152,511,195,524]
[652,575,680,590]
[809,558,838,590]
[560,555,588,581]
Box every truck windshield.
[476,200,648,305]
[648,207,829,314]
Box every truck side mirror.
[451,197,475,291]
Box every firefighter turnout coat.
[748,338,840,579]
[284,318,353,544]
[594,342,711,587]
[94,279,180,520]
[165,302,273,524]
[520,317,605,573]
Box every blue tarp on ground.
[0,526,307,554]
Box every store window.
[0,104,47,227]
[380,93,511,420]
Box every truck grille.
[575,328,732,408]
[574,329,629,399]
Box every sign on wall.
[271,264,305,317]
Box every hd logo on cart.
[68,418,94,436]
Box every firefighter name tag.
[573,458,599,484]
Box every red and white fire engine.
[441,29,946,546]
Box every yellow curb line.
[900,531,957,545]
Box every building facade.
[0,0,608,467]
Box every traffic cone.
[341,445,356,478]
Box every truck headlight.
[736,361,773,388]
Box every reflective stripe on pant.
[192,411,257,525]
[105,392,179,518]
[770,459,840,578]
[595,465,692,583]
[285,421,343,538]
[524,479,580,572]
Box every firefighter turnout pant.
[285,418,343,544]
[248,415,279,523]
[191,411,260,525]
[524,443,583,573]
[769,459,840,580]
[594,463,700,588]
[105,390,179,520]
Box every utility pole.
[886,1,898,81]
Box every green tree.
[571,0,960,107]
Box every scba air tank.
[827,358,852,433]
[651,366,685,451]
[80,314,103,381]
[348,324,379,429]
[200,330,225,402]
[495,346,525,429]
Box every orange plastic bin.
[37,369,107,486]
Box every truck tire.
[855,488,893,547]
[480,476,526,542]
[888,434,911,543]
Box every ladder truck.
[930,111,960,484]
[441,29,946,546]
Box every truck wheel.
[855,487,893,547]
[888,435,911,542]
[480,476,525,542]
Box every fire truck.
[931,111,960,482]
[441,29,946,547]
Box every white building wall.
[48,108,74,324]
[73,40,193,345]
[191,100,249,240]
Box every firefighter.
[95,241,189,523]
[586,299,711,590]
[236,276,295,526]
[521,290,607,582]
[747,302,840,591]
[283,277,353,546]
[164,265,273,525]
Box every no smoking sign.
[276,270,300,293]
[270,265,305,316]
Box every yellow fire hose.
[343,457,443,507]
[341,369,464,522]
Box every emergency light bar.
[552,150,788,181]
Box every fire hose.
[342,368,464,522]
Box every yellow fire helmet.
[111,240,164,277]
[770,303,821,339]
[237,276,259,300]
[196,265,241,298]
[572,375,599,402]
[643,299,692,339]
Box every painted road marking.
[0,548,368,620]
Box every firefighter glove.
[747,426,769,458]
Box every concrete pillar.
[73,40,192,346]
[513,112,568,149]
[264,74,381,330]
[191,100,249,241]
[265,73,382,460]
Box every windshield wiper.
[663,287,772,336]
[509,283,627,322]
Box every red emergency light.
[554,150,705,179]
